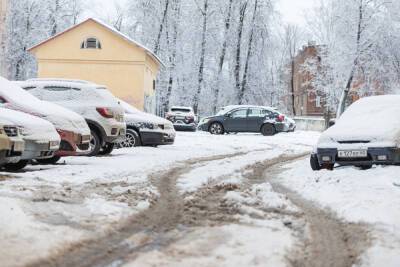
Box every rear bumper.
[140,131,175,145]
[55,130,91,157]
[104,125,126,144]
[316,147,400,166]
[173,123,197,131]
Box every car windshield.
[119,99,141,114]
[171,108,191,113]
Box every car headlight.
[18,126,28,136]
[202,118,210,124]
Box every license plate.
[338,150,367,158]
[49,141,60,150]
[175,116,185,120]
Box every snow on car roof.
[119,99,170,124]
[17,80,99,90]
[323,95,400,142]
[217,105,277,115]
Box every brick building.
[291,43,325,116]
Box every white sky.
[85,0,316,26]
[278,0,317,25]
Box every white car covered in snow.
[311,95,400,170]
[0,108,60,171]
[1,77,90,164]
[118,99,175,147]
[166,106,197,131]
[16,79,126,156]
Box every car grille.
[4,126,18,137]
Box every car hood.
[0,108,60,142]
[126,112,172,126]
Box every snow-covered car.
[0,108,60,171]
[198,105,296,136]
[117,99,175,147]
[0,120,24,169]
[16,79,126,156]
[166,106,197,131]
[1,77,90,164]
[310,95,400,170]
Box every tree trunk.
[239,0,258,105]
[213,0,233,114]
[192,0,208,115]
[290,58,296,115]
[165,0,181,112]
[337,0,363,118]
[234,1,248,103]
[154,0,170,55]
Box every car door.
[247,108,274,132]
[223,108,248,132]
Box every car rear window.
[171,108,191,113]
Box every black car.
[198,105,296,136]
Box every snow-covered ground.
[279,160,400,267]
[1,130,400,267]
[0,131,318,267]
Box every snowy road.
[0,131,399,267]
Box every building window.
[81,37,102,49]
[153,80,156,90]
[316,96,321,107]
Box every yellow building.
[29,18,162,112]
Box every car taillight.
[277,114,285,122]
[186,116,194,122]
[96,107,114,118]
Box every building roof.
[28,17,164,67]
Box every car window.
[230,109,248,118]
[248,108,270,117]
[171,108,191,113]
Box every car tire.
[99,143,114,155]
[3,160,29,172]
[310,154,321,171]
[120,129,141,148]
[261,124,276,136]
[209,122,224,135]
[88,129,101,156]
[36,156,61,165]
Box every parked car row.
[0,77,176,171]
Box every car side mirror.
[225,113,231,118]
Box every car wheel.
[36,156,61,165]
[3,160,29,172]
[209,122,224,135]
[121,129,142,148]
[88,129,101,156]
[310,154,321,171]
[261,124,276,136]
[99,143,114,155]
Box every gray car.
[198,105,296,136]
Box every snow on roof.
[28,18,164,67]
[217,105,277,115]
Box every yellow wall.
[30,19,160,111]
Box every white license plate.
[338,150,367,158]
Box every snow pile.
[319,95,400,147]
[279,159,400,267]
[225,183,299,214]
